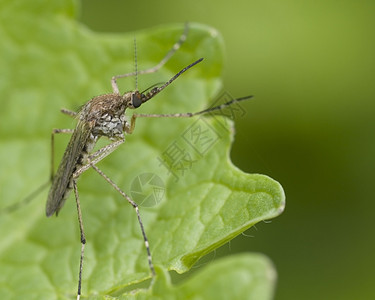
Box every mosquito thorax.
[83,94,127,139]
[92,112,126,138]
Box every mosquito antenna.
[134,37,138,90]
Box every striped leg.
[72,179,85,300]
[125,95,254,134]
[90,164,155,275]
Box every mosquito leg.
[0,181,50,215]
[73,139,124,178]
[125,95,254,134]
[70,138,145,298]
[87,139,124,163]
[61,108,78,118]
[90,164,155,277]
[72,179,86,300]
[0,127,74,214]
[111,23,189,94]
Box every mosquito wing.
[46,119,93,217]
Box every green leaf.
[114,254,277,300]
[0,0,285,299]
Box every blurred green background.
[79,1,375,299]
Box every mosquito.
[45,24,252,299]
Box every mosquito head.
[125,90,143,109]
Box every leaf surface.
[0,0,285,299]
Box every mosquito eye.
[131,93,142,108]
